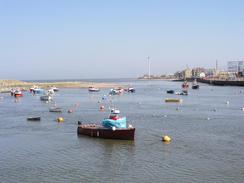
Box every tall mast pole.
[147,56,150,79]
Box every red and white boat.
[14,90,23,97]
[182,81,189,89]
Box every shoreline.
[0,80,122,93]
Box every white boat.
[88,87,100,92]
[50,86,59,92]
[47,89,55,95]
[40,95,52,101]
[49,107,62,112]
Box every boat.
[14,90,23,97]
[47,88,55,95]
[175,90,188,95]
[109,88,124,95]
[127,87,135,93]
[40,95,52,101]
[50,86,59,92]
[192,79,200,89]
[77,123,135,140]
[166,90,175,94]
[10,89,15,96]
[88,87,100,92]
[182,81,189,89]
[77,109,135,140]
[27,117,41,121]
[49,107,62,112]
[165,98,183,103]
[32,88,44,94]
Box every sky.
[0,0,244,80]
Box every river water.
[0,80,244,183]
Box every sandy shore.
[0,80,121,93]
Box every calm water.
[1,80,244,183]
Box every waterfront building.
[183,68,192,79]
[192,67,206,78]
[227,61,244,76]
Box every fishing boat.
[192,79,200,89]
[27,117,41,121]
[49,107,62,112]
[88,87,100,92]
[14,90,23,97]
[165,98,183,103]
[77,109,135,140]
[40,95,52,101]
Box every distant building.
[227,61,244,76]
[217,71,229,80]
[183,68,192,79]
[192,67,205,78]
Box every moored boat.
[127,87,135,93]
[50,86,59,92]
[10,89,15,96]
[49,107,62,112]
[77,109,135,140]
[166,90,175,94]
[165,98,183,103]
[27,116,41,121]
[88,87,100,92]
[32,88,44,94]
[77,123,135,140]
[14,90,23,97]
[192,79,200,89]
[182,81,189,89]
[40,95,52,101]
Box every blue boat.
[102,109,127,129]
[102,117,127,129]
[33,88,44,94]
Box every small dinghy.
[49,107,62,113]
[27,117,41,121]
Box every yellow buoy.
[162,135,171,142]
[57,117,64,122]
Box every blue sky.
[0,0,243,79]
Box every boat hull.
[192,85,199,89]
[14,93,23,97]
[77,124,135,140]
[27,117,41,121]
[165,98,183,103]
